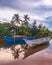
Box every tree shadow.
[24,42,49,59]
[10,42,49,59]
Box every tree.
[38,24,42,30]
[22,15,29,27]
[11,14,20,24]
[10,14,21,35]
[30,20,38,36]
[32,20,37,28]
[0,23,13,36]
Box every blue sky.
[0,0,52,30]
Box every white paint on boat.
[24,37,50,46]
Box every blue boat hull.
[2,36,36,47]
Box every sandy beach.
[0,40,52,65]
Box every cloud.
[0,6,44,23]
[0,0,52,30]
[0,7,17,22]
[0,0,52,17]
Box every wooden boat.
[2,35,50,47]
[11,37,50,59]
[24,37,50,47]
[2,36,36,47]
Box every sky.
[0,0,52,30]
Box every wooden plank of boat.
[24,37,50,47]
[13,35,27,38]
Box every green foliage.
[0,23,13,37]
[0,13,52,38]
[17,26,31,36]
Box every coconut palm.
[23,15,29,27]
[11,14,20,24]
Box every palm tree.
[11,45,19,59]
[10,14,21,35]
[11,14,20,25]
[32,20,37,28]
[31,20,37,36]
[23,15,29,27]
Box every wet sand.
[0,40,52,65]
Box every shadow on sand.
[24,42,49,59]
[11,42,49,59]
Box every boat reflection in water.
[10,42,49,59]
[0,36,50,59]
